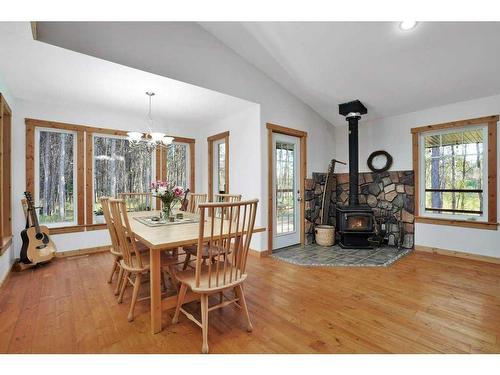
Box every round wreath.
[367,150,393,173]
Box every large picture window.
[422,126,487,219]
[412,115,498,229]
[93,134,154,222]
[26,118,195,233]
[35,128,77,226]
[165,142,190,189]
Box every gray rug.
[272,244,413,267]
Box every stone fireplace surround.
[305,170,415,249]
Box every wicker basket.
[315,225,335,246]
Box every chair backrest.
[214,193,241,203]
[187,193,207,214]
[109,198,144,270]
[213,193,241,218]
[195,199,258,290]
[100,197,121,256]
[118,192,153,212]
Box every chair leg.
[182,253,191,270]
[128,273,142,322]
[117,271,129,304]
[108,260,118,284]
[114,266,124,295]
[235,285,253,332]
[172,283,188,324]
[201,293,209,354]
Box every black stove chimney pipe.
[339,100,368,207]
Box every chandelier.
[127,92,174,150]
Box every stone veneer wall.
[305,170,415,249]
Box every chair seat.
[175,262,247,292]
[120,250,180,273]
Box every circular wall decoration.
[367,150,393,173]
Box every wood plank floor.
[0,250,499,353]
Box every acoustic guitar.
[20,191,56,264]
[179,189,190,211]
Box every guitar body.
[20,225,56,264]
[20,191,56,265]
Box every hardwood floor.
[0,250,499,353]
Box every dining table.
[127,209,265,334]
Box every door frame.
[207,131,230,201]
[267,123,307,254]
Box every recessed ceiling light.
[399,21,417,31]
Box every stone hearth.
[305,170,415,249]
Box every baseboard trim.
[415,245,500,264]
[55,245,111,258]
[249,248,269,258]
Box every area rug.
[271,244,413,267]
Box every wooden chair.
[187,193,207,214]
[109,198,179,322]
[101,197,123,294]
[118,192,153,212]
[172,199,258,353]
[182,192,239,270]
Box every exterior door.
[272,133,301,249]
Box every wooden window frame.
[25,118,195,234]
[267,123,307,254]
[411,115,498,230]
[207,131,229,201]
[0,94,13,255]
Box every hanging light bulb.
[127,92,174,150]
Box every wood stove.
[337,100,376,249]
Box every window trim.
[411,115,498,230]
[25,118,195,234]
[0,94,12,255]
[207,131,229,201]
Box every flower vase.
[161,203,172,221]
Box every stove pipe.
[338,100,368,207]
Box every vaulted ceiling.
[32,21,500,126]
[200,22,500,125]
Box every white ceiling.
[0,22,255,127]
[200,22,500,125]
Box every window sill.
[415,216,498,230]
[48,224,106,235]
[0,236,13,256]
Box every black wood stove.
[336,100,376,249]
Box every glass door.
[273,133,300,249]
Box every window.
[216,141,226,194]
[26,118,195,233]
[93,134,154,222]
[208,131,229,199]
[35,128,77,226]
[412,115,498,229]
[1,94,12,252]
[422,127,487,219]
[165,142,190,189]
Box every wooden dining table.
[127,210,265,334]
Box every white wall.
[10,98,212,256]
[0,74,15,284]
[334,94,500,258]
[197,105,263,249]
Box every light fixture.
[399,21,417,31]
[127,92,174,150]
